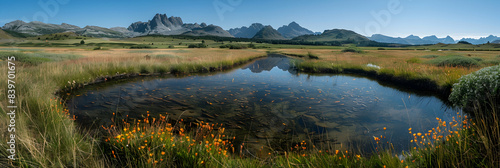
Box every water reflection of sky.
[68,56,456,153]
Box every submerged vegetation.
[0,39,499,167]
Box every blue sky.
[1,0,498,39]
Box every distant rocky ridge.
[2,20,81,36]
[368,34,455,45]
[1,13,233,38]
[1,20,133,38]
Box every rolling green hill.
[0,29,15,39]
[252,26,285,40]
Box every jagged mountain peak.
[277,21,314,39]
[127,13,231,37]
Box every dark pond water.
[66,55,456,153]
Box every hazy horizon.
[1,0,499,40]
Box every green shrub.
[406,57,421,64]
[420,55,439,58]
[427,55,480,67]
[449,64,500,112]
[341,47,363,53]
[188,43,207,48]
[377,48,386,50]
[130,44,155,49]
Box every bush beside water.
[449,64,500,112]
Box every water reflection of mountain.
[242,55,297,74]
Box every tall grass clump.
[427,55,481,67]
[449,64,500,166]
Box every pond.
[65,55,455,153]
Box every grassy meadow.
[0,37,499,167]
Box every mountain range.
[457,35,500,45]
[227,22,315,39]
[1,13,499,45]
[1,13,233,38]
[368,34,500,45]
[368,34,455,45]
